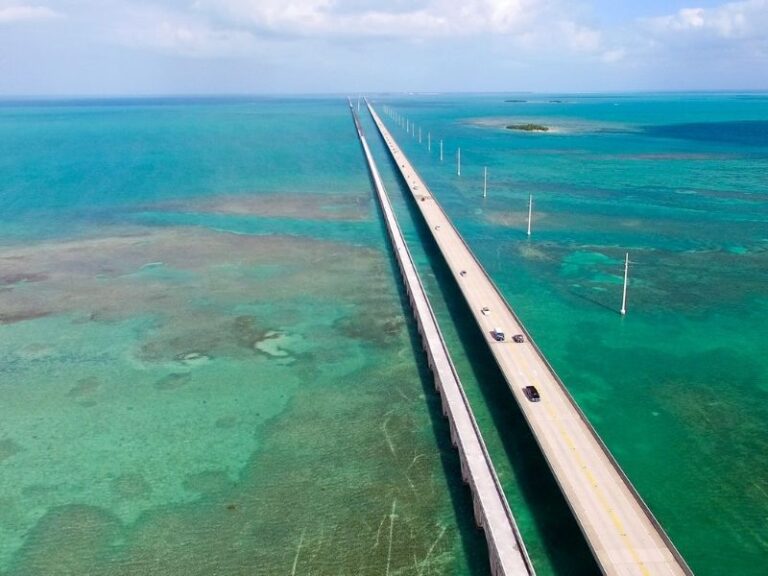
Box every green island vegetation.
[506,123,550,132]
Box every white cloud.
[635,0,768,66]
[77,0,628,75]
[0,0,621,76]
[119,20,256,58]
[180,0,626,67]
[557,20,602,52]
[0,4,59,23]
[191,0,335,35]
[645,0,768,40]
[100,3,258,58]
[600,47,625,63]
[451,0,540,34]
[192,0,584,39]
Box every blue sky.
[1,0,766,95]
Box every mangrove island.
[506,123,550,132]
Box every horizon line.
[2,88,768,102]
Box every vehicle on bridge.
[512,334,525,343]
[523,385,541,402]
[492,327,505,341]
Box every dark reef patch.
[0,439,22,464]
[67,377,101,401]
[0,273,48,286]
[0,311,51,325]
[111,474,152,501]
[214,415,238,429]
[231,315,268,350]
[334,313,405,349]
[154,373,191,391]
[183,471,233,495]
[7,504,122,576]
[643,121,768,147]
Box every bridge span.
[350,101,535,576]
[366,101,692,576]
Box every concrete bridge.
[366,100,692,576]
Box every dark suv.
[523,385,540,402]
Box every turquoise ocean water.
[0,98,488,575]
[1,94,767,575]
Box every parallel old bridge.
[350,101,535,576]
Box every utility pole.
[527,194,533,237]
[620,252,629,315]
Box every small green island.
[506,123,550,132]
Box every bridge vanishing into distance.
[350,100,535,576]
[365,100,693,576]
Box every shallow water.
[0,99,488,575]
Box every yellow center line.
[512,344,650,574]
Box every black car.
[523,385,540,402]
[512,334,525,343]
